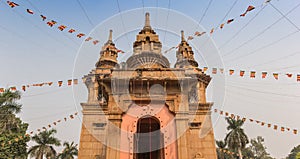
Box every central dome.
[126,13,170,69]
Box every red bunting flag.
[225,112,229,116]
[187,36,194,40]
[58,25,67,31]
[58,81,63,87]
[242,118,246,122]
[53,122,57,125]
[64,117,67,121]
[203,67,208,73]
[240,70,245,77]
[26,9,34,14]
[273,73,279,80]
[220,23,225,29]
[297,75,300,82]
[229,69,234,75]
[274,125,278,130]
[40,15,46,21]
[210,28,214,34]
[75,112,78,115]
[240,13,247,17]
[73,79,78,85]
[93,40,100,45]
[250,71,256,78]
[294,129,298,134]
[262,72,267,78]
[261,122,265,126]
[230,114,235,119]
[48,124,51,128]
[214,109,218,112]
[70,115,74,119]
[10,86,16,91]
[85,37,92,41]
[281,127,285,132]
[77,33,85,38]
[47,20,57,27]
[22,85,26,91]
[57,120,61,123]
[7,1,19,8]
[212,68,217,74]
[256,120,260,124]
[220,68,224,74]
[286,128,290,131]
[227,19,234,24]
[220,111,223,115]
[0,88,4,93]
[246,5,255,12]
[267,123,271,128]
[249,119,254,122]
[68,29,76,33]
[48,82,53,86]
[286,73,293,78]
[194,31,206,36]
[67,79,72,86]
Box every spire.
[105,29,114,45]
[108,29,113,42]
[181,30,185,42]
[143,12,152,30]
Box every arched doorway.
[134,116,164,159]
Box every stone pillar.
[106,114,122,159]
[175,113,189,159]
[175,93,189,158]
[198,82,206,103]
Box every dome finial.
[181,30,185,41]
[144,12,151,29]
[108,29,113,42]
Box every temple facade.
[78,12,217,159]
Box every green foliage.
[28,129,61,159]
[57,141,78,159]
[224,117,249,158]
[286,145,300,159]
[0,89,30,158]
[249,136,274,159]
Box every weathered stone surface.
[78,12,217,159]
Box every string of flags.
[27,112,78,136]
[202,67,300,82]
[4,0,123,53]
[0,79,79,93]
[1,112,79,146]
[164,0,273,54]
[214,108,299,135]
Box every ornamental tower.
[78,12,217,159]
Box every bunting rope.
[27,112,79,136]
[1,66,300,94]
[4,0,123,53]
[202,67,300,82]
[1,112,79,146]
[214,109,299,135]
[163,0,271,54]
[0,79,79,93]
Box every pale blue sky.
[1,0,300,158]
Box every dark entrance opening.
[134,116,164,159]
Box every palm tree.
[225,117,249,159]
[57,141,78,159]
[216,140,227,159]
[0,89,22,133]
[28,129,61,159]
[0,89,22,114]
